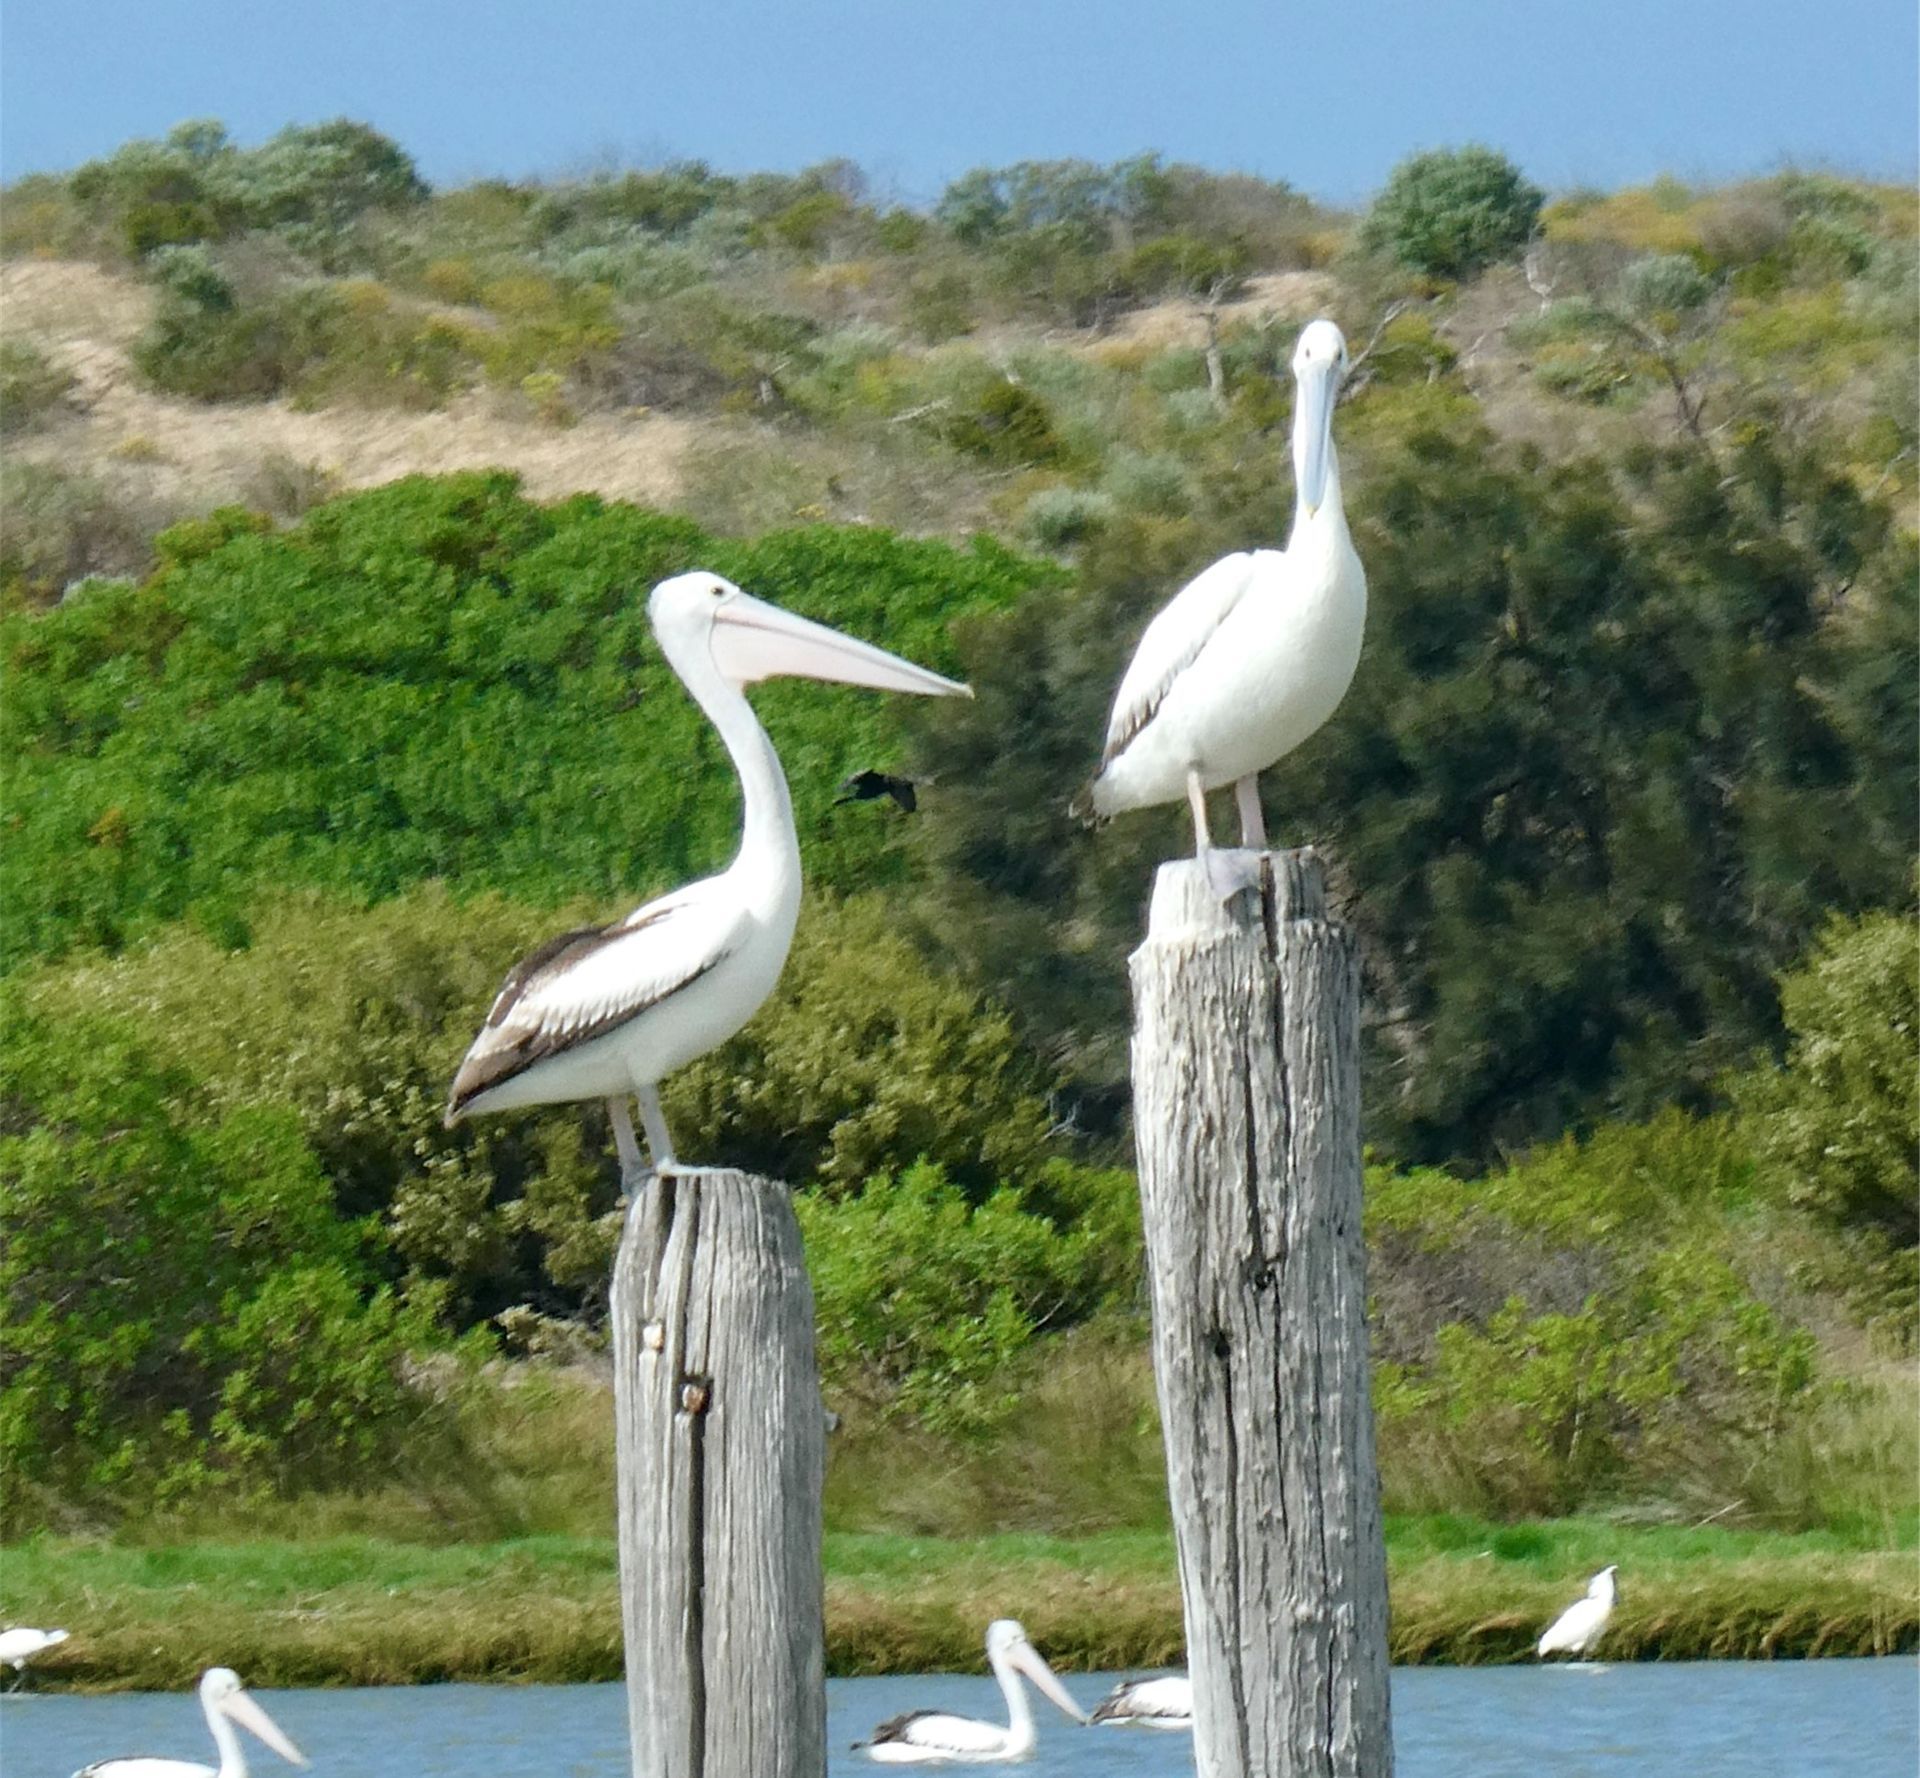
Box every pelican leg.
[1192,767,1260,903]
[608,1095,651,1191]
[636,1084,678,1174]
[1186,768,1213,856]
[1234,775,1268,850]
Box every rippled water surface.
[5,1659,1914,1777]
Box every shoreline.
[3,1526,1912,1691]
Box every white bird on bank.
[445,572,968,1175]
[854,1618,1088,1763]
[73,1666,308,1778]
[1090,1671,1192,1729]
[1072,319,1365,898]
[0,1624,68,1689]
[1537,1565,1619,1660]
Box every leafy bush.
[1367,1112,1821,1515]
[17,888,1074,1329]
[0,997,443,1518]
[1,476,1054,969]
[798,1159,1138,1436]
[1736,911,1918,1311]
[63,117,423,261]
[1361,145,1544,279]
[0,339,74,435]
[0,462,168,606]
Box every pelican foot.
[1202,846,1264,904]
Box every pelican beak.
[222,1688,310,1767]
[1291,353,1340,519]
[709,593,972,697]
[1012,1639,1089,1724]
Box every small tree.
[1738,910,1919,1259]
[1362,145,1544,280]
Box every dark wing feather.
[445,899,733,1120]
[856,1708,938,1748]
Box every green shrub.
[1368,1112,1821,1516]
[1361,145,1544,279]
[798,1158,1138,1436]
[1,476,1053,969]
[1736,910,1918,1320]
[17,887,1074,1329]
[0,996,444,1518]
[1023,486,1115,551]
[0,462,167,606]
[0,340,74,436]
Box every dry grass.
[0,259,700,514]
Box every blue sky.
[3,0,1914,204]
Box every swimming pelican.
[854,1618,1087,1763]
[73,1666,308,1777]
[445,572,968,1175]
[1537,1565,1618,1660]
[1072,319,1364,897]
[1090,1672,1192,1729]
[0,1624,67,1689]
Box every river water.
[3,1659,1913,1776]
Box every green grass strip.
[2,1520,1911,1691]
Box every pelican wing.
[447,891,743,1116]
[1100,551,1264,768]
[75,1760,217,1778]
[1537,1596,1606,1656]
[1092,1674,1192,1724]
[865,1709,1010,1754]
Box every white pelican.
[1072,319,1365,897]
[73,1666,308,1777]
[0,1624,67,1689]
[1537,1564,1618,1660]
[854,1618,1087,1763]
[1089,1671,1192,1729]
[446,572,968,1175]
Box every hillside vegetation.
[1,127,1914,1567]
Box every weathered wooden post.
[610,1166,826,1778]
[1130,850,1393,1778]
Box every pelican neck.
[205,1696,245,1778]
[993,1652,1038,1755]
[659,626,797,901]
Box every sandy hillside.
[2,259,699,510]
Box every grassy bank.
[4,1518,1911,1692]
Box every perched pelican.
[446,572,968,1175]
[74,1666,308,1777]
[1090,1672,1192,1729]
[0,1624,67,1689]
[854,1618,1087,1763]
[1072,319,1365,896]
[1537,1565,1619,1660]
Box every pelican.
[0,1624,67,1689]
[73,1666,308,1777]
[1090,1672,1192,1729]
[854,1618,1087,1763]
[445,572,968,1174]
[1537,1565,1618,1660]
[1072,319,1364,897]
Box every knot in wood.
[641,1320,666,1352]
[679,1377,711,1414]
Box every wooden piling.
[1129,850,1393,1778]
[610,1167,826,1778]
